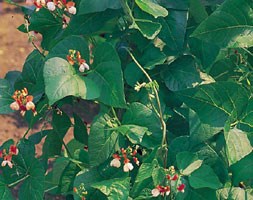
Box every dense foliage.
[0,0,253,199]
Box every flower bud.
[110,158,121,168]
[47,2,56,11]
[123,162,134,172]
[10,101,20,111]
[26,101,35,111]
[68,6,76,15]
[151,188,160,197]
[79,63,90,72]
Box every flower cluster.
[0,145,19,168]
[110,147,140,172]
[10,88,37,116]
[73,183,87,200]
[28,0,77,15]
[151,166,186,198]
[67,50,90,73]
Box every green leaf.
[189,0,208,23]
[15,50,45,101]
[124,62,143,87]
[224,127,252,165]
[161,55,201,91]
[0,176,14,200]
[78,0,121,15]
[115,124,148,144]
[89,43,126,107]
[44,57,100,105]
[0,79,14,114]
[189,165,222,189]
[74,113,88,144]
[217,187,253,200]
[191,0,253,48]
[131,19,162,40]
[29,8,62,50]
[59,162,80,194]
[189,109,222,146]
[230,152,253,185]
[91,177,130,200]
[48,35,90,63]
[135,0,168,18]
[18,157,45,200]
[176,151,203,176]
[176,82,249,127]
[157,0,189,10]
[88,113,119,166]
[122,102,162,148]
[238,98,253,130]
[158,10,188,54]
[4,71,21,89]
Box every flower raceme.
[0,145,19,168]
[110,147,140,172]
[10,88,37,116]
[67,50,90,73]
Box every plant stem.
[111,107,121,125]
[8,174,30,187]
[125,48,167,150]
[23,127,31,138]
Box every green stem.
[111,107,121,125]
[119,0,135,24]
[8,174,30,187]
[125,48,167,148]
[23,127,31,138]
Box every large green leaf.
[238,98,253,130]
[91,177,130,200]
[122,102,162,148]
[15,50,45,101]
[189,165,222,189]
[230,152,253,185]
[176,151,203,176]
[224,127,252,165]
[48,35,89,63]
[89,43,126,107]
[161,55,201,91]
[176,82,249,127]
[73,113,88,144]
[217,187,253,200]
[158,10,188,54]
[189,109,222,146]
[0,79,14,114]
[157,0,189,10]
[191,0,253,48]
[29,8,62,50]
[78,0,121,15]
[135,0,168,18]
[18,157,45,200]
[44,57,100,105]
[0,176,14,200]
[88,113,119,167]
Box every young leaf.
[189,165,222,189]
[224,127,252,166]
[191,0,253,48]
[91,177,130,200]
[176,151,203,176]
[44,57,100,105]
[135,0,168,18]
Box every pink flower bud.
[79,63,90,72]
[26,101,35,111]
[151,188,160,197]
[68,6,76,15]
[123,162,134,172]
[110,158,121,168]
[177,184,185,193]
[9,145,18,155]
[10,101,20,111]
[47,2,56,11]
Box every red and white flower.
[123,161,134,172]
